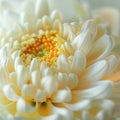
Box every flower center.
[20,30,62,65]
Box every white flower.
[0,0,119,120]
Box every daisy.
[0,0,119,119]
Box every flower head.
[0,0,119,120]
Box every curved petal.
[3,84,20,102]
[81,60,108,81]
[57,54,70,73]
[52,105,73,120]
[71,50,86,75]
[20,2,35,32]
[35,89,46,102]
[105,55,118,73]
[29,58,39,73]
[16,65,29,88]
[21,84,36,100]
[72,81,113,100]
[31,71,41,88]
[52,88,72,103]
[88,34,114,62]
[64,100,91,111]
[35,0,49,19]
[17,98,37,113]
[41,76,58,96]
[42,114,63,120]
[68,73,79,89]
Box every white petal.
[64,100,91,111]
[88,34,114,62]
[42,16,51,30]
[42,67,55,77]
[53,19,63,33]
[52,88,72,103]
[80,19,97,38]
[81,60,108,81]
[3,84,20,102]
[22,84,36,100]
[58,72,68,88]
[50,10,62,21]
[0,67,7,87]
[106,55,118,73]
[72,31,93,55]
[16,65,29,88]
[35,0,49,19]
[61,42,74,56]
[41,76,58,95]
[71,50,86,75]
[35,89,46,102]
[20,2,35,30]
[29,58,39,73]
[31,71,41,88]
[52,105,73,120]
[42,114,63,120]
[57,54,70,73]
[68,73,79,89]
[72,81,113,100]
[17,98,37,113]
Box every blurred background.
[83,0,120,10]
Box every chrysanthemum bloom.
[0,0,119,120]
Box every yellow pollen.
[20,30,60,65]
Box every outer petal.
[57,54,70,73]
[88,34,114,62]
[52,88,72,103]
[17,98,37,113]
[3,84,20,102]
[64,100,91,111]
[71,50,86,75]
[72,81,113,100]
[35,0,49,19]
[81,60,108,81]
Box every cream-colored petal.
[88,34,114,62]
[17,98,37,113]
[42,67,55,77]
[42,16,51,30]
[53,19,63,33]
[105,55,118,73]
[57,54,70,73]
[29,58,39,73]
[72,31,93,55]
[21,84,36,100]
[81,60,108,81]
[0,66,7,87]
[3,84,20,101]
[71,50,86,75]
[52,88,72,103]
[41,76,58,96]
[50,10,62,21]
[58,72,68,88]
[68,73,78,89]
[35,0,49,19]
[16,65,29,88]
[80,19,97,38]
[35,89,46,102]
[72,20,97,55]
[61,42,74,56]
[72,81,112,100]
[20,2,35,32]
[64,100,91,111]
[31,71,41,88]
[42,114,62,120]
[52,105,73,120]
